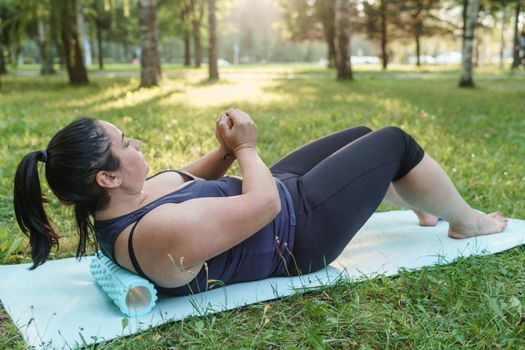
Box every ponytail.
[13,150,60,270]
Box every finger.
[225,115,234,128]
[218,118,230,135]
[225,110,243,122]
[216,113,226,124]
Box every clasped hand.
[215,108,258,157]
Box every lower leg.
[393,154,507,238]
[384,184,439,226]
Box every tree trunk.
[208,0,219,80]
[335,0,352,80]
[0,28,7,74]
[414,18,422,67]
[139,0,161,87]
[499,11,505,69]
[380,0,388,70]
[415,33,421,67]
[325,25,337,68]
[76,3,91,67]
[37,14,55,75]
[473,33,479,67]
[512,1,521,69]
[96,23,104,69]
[459,0,480,87]
[183,29,191,66]
[192,19,202,68]
[59,0,89,85]
[0,46,6,75]
[462,0,468,41]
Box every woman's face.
[98,121,150,191]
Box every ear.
[95,170,121,189]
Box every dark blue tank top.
[94,169,296,296]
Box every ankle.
[449,208,478,229]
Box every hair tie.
[39,149,48,163]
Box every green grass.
[1,65,524,349]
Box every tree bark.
[499,10,505,69]
[414,15,423,67]
[139,0,162,87]
[96,23,104,69]
[0,24,7,74]
[380,0,388,70]
[76,3,91,67]
[37,12,55,75]
[511,1,521,69]
[0,46,6,74]
[183,29,191,66]
[192,19,202,68]
[208,0,219,80]
[459,0,480,87]
[462,0,468,41]
[415,30,421,67]
[326,25,337,68]
[335,0,352,80]
[59,0,89,85]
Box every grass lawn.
[0,65,524,349]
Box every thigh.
[289,127,425,274]
[270,126,372,177]
[300,126,424,209]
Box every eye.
[124,139,130,147]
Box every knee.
[379,126,407,137]
[355,125,373,134]
[377,126,413,153]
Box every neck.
[95,188,149,221]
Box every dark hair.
[13,117,120,270]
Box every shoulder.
[144,170,190,194]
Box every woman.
[13,109,507,296]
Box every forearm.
[180,148,235,180]
[235,148,280,212]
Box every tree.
[192,0,205,68]
[0,1,14,74]
[0,0,32,71]
[52,0,89,85]
[398,0,449,67]
[179,0,192,66]
[511,0,522,68]
[208,0,219,80]
[89,0,112,70]
[279,0,336,67]
[139,0,161,87]
[335,0,352,79]
[481,0,515,69]
[315,0,337,67]
[36,2,55,75]
[362,0,402,69]
[459,0,480,87]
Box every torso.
[95,171,204,288]
[94,171,296,293]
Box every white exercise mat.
[1,210,524,350]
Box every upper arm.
[139,194,280,269]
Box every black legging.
[270,126,425,275]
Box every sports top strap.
[128,216,149,279]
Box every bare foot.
[448,211,508,239]
[413,209,439,226]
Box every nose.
[131,139,141,150]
